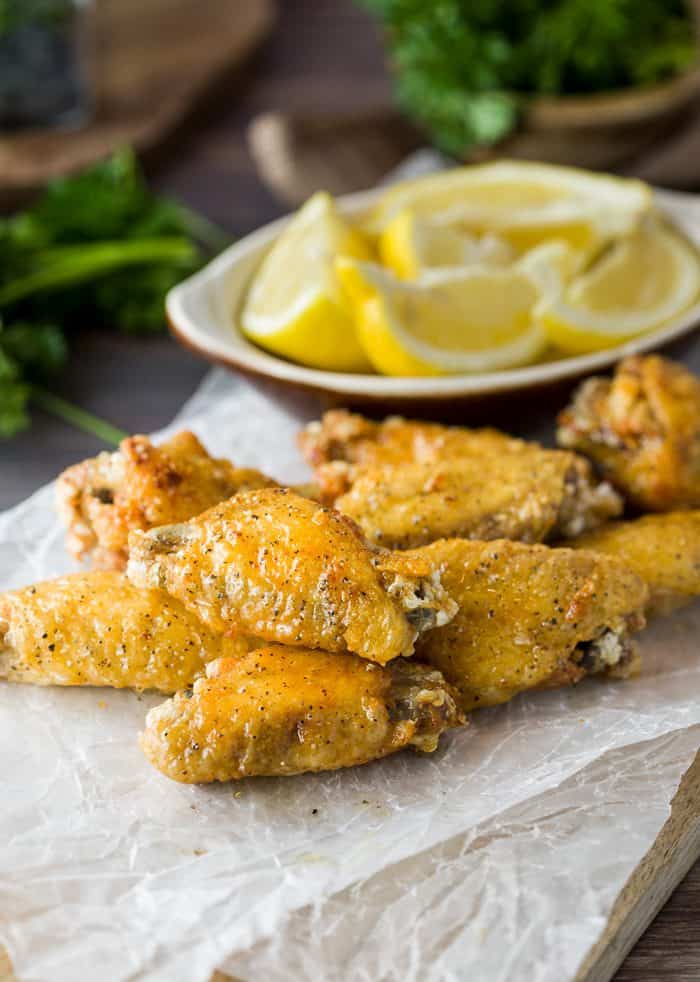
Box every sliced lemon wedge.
[379,208,513,279]
[516,240,581,299]
[537,218,700,354]
[336,258,547,376]
[241,191,373,372]
[366,161,651,255]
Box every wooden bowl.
[166,186,700,412]
[471,64,700,171]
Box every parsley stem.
[0,238,198,308]
[31,387,128,447]
[172,203,233,254]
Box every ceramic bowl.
[167,186,700,408]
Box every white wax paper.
[1,368,699,982]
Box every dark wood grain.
[615,865,700,981]
[0,1,697,978]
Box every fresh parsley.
[0,149,228,441]
[361,0,697,154]
[0,0,75,36]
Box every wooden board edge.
[129,0,278,161]
[0,0,278,197]
[0,948,14,982]
[576,748,700,982]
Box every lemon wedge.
[336,258,547,376]
[515,240,581,299]
[241,191,373,372]
[379,208,513,279]
[366,161,651,255]
[537,218,700,354]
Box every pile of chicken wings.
[2,354,700,784]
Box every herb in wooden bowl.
[361,0,699,156]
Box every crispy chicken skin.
[557,355,700,511]
[140,646,465,783]
[56,431,277,570]
[127,488,457,665]
[299,410,621,546]
[392,539,648,712]
[334,452,621,549]
[0,571,247,691]
[298,410,524,499]
[568,511,700,617]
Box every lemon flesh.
[538,218,700,354]
[516,240,581,300]
[366,161,651,255]
[241,191,373,372]
[379,209,513,279]
[336,258,546,377]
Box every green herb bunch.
[0,148,227,439]
[360,0,697,154]
[0,0,76,35]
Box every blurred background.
[2,0,700,506]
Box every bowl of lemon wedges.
[167,161,700,404]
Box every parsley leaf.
[0,346,30,437]
[0,148,227,440]
[1,322,68,379]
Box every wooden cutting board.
[1,749,697,981]
[0,0,275,198]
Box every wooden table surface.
[1,1,699,978]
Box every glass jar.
[0,0,95,131]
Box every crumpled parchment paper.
[1,367,699,982]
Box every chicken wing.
[557,355,700,511]
[333,452,621,549]
[568,511,700,617]
[299,410,621,547]
[140,646,465,783]
[57,430,278,570]
[127,488,457,665]
[0,571,247,691]
[389,538,648,711]
[299,409,524,500]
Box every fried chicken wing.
[557,355,700,511]
[333,452,621,549]
[127,488,457,665]
[299,410,524,499]
[568,511,700,617]
[0,571,247,691]
[299,410,621,546]
[140,646,465,783]
[299,409,539,467]
[390,538,648,711]
[57,431,277,570]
